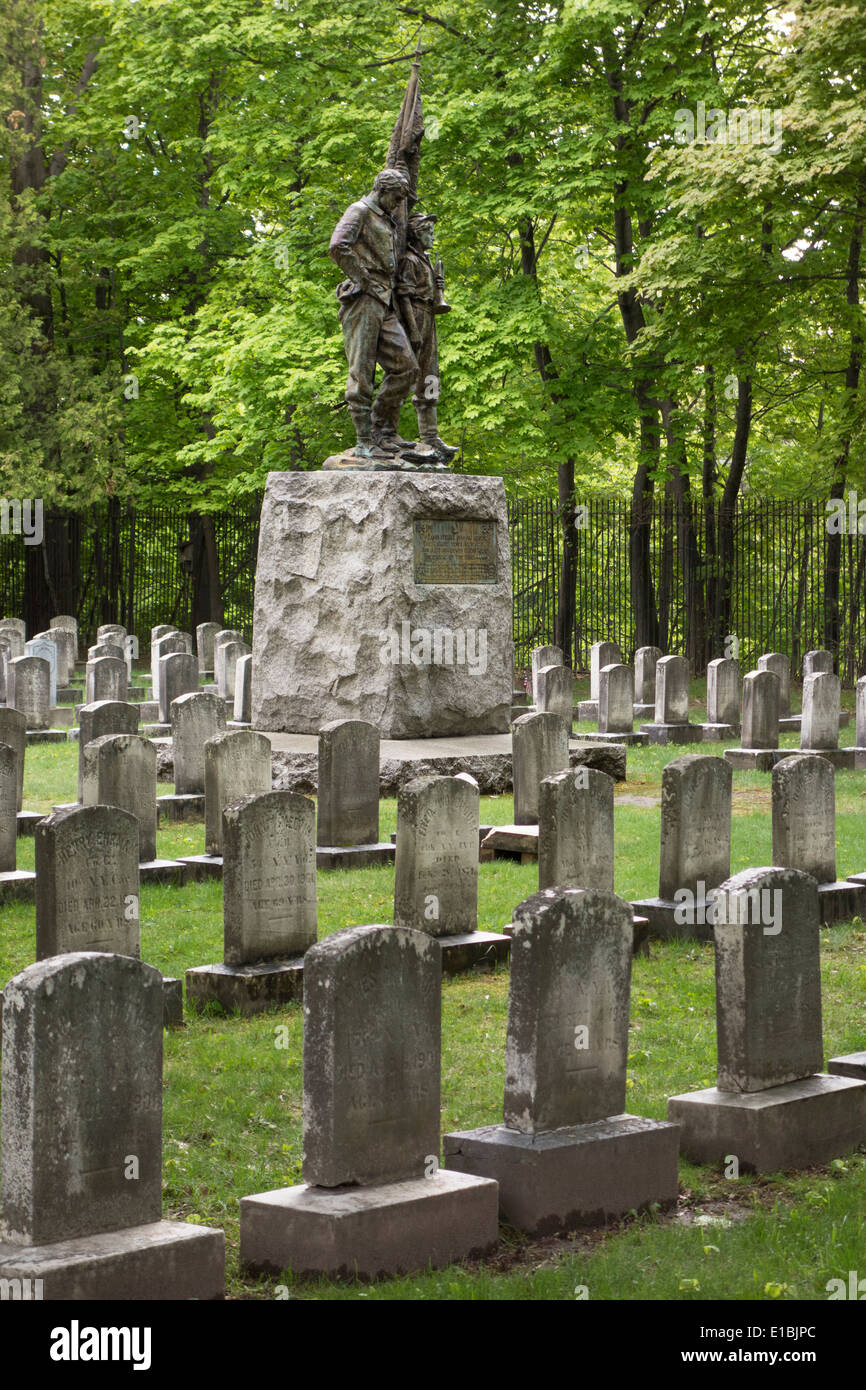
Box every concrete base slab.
[573,730,647,745]
[828,1053,866,1080]
[569,742,627,782]
[265,731,514,797]
[817,879,866,925]
[850,748,866,770]
[633,703,655,720]
[0,870,36,903]
[316,842,395,871]
[443,1114,679,1235]
[163,976,183,1028]
[52,802,76,814]
[479,824,538,863]
[141,722,171,738]
[137,700,159,721]
[576,700,598,721]
[778,715,802,731]
[127,685,148,700]
[697,722,739,741]
[667,1073,866,1172]
[140,858,186,885]
[57,685,80,702]
[0,1221,225,1300]
[157,792,205,822]
[438,931,510,975]
[177,854,223,881]
[239,1169,499,1280]
[50,707,73,728]
[16,811,44,837]
[26,729,67,744]
[631,897,714,941]
[723,747,778,771]
[639,722,704,745]
[845,871,866,890]
[186,958,305,1014]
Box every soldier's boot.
[416,404,459,462]
[371,406,414,455]
[349,407,393,461]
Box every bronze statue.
[326,47,457,470]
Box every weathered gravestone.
[220,640,250,709]
[25,638,57,705]
[538,767,614,894]
[668,867,866,1170]
[633,754,732,939]
[0,707,26,812]
[187,790,317,1014]
[88,642,125,663]
[699,657,741,739]
[580,663,646,746]
[34,628,70,687]
[772,754,862,924]
[757,651,798,730]
[85,655,127,705]
[640,654,701,745]
[535,664,574,721]
[98,623,127,646]
[151,632,191,710]
[164,692,227,820]
[577,641,622,721]
[233,653,252,724]
[803,649,833,679]
[444,887,679,1233]
[240,925,498,1279]
[798,671,852,768]
[197,621,222,675]
[395,774,508,974]
[511,711,570,826]
[0,953,224,1298]
[9,655,51,731]
[177,729,271,876]
[76,699,140,802]
[853,674,866,770]
[316,719,393,869]
[724,668,780,771]
[81,734,171,874]
[214,629,245,699]
[36,805,140,959]
[158,650,198,724]
[634,645,662,717]
[0,741,35,902]
[530,645,563,707]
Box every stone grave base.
[639,723,703,746]
[480,824,538,863]
[667,1073,866,1172]
[510,704,529,722]
[0,1221,225,1300]
[239,1170,499,1280]
[57,685,79,702]
[777,748,856,771]
[436,931,510,975]
[140,859,186,886]
[227,719,251,729]
[778,715,802,731]
[177,854,223,881]
[26,730,67,745]
[16,811,44,836]
[569,742,627,782]
[157,793,205,822]
[186,958,305,1014]
[138,701,159,721]
[630,897,714,941]
[0,870,36,903]
[850,748,866,769]
[443,1114,679,1235]
[817,880,866,925]
[316,842,396,871]
[576,700,598,721]
[697,722,739,741]
[141,722,171,738]
[828,1053,866,1080]
[723,747,778,771]
[573,729,647,746]
[163,977,183,1028]
[633,703,655,720]
[50,707,73,728]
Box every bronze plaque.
[413,519,498,585]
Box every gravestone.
[83,734,158,864]
[758,651,792,722]
[77,699,140,801]
[535,664,574,720]
[538,767,614,893]
[233,654,252,723]
[668,867,866,1170]
[0,618,26,640]
[530,645,563,706]
[25,639,57,706]
[202,729,272,858]
[577,641,622,721]
[316,719,393,869]
[803,649,833,679]
[445,888,679,1232]
[580,662,647,746]
[35,805,140,958]
[0,636,12,701]
[0,952,224,1297]
[0,708,26,811]
[186,791,317,1014]
[772,753,860,923]
[85,655,127,705]
[512,712,570,826]
[634,645,662,716]
[98,623,127,646]
[699,657,741,739]
[0,741,34,903]
[240,924,498,1278]
[0,626,24,661]
[220,639,250,708]
[88,642,125,663]
[158,650,198,723]
[31,631,65,689]
[799,672,850,766]
[152,632,191,709]
[854,675,866,769]
[724,668,780,771]
[169,691,227,797]
[8,655,51,730]
[633,755,732,939]
[214,630,244,699]
[639,654,701,745]
[394,775,507,972]
[197,621,222,675]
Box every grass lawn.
[2,685,865,1302]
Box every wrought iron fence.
[3,496,864,684]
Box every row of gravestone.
[3,871,865,1295]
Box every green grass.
[2,731,866,1301]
